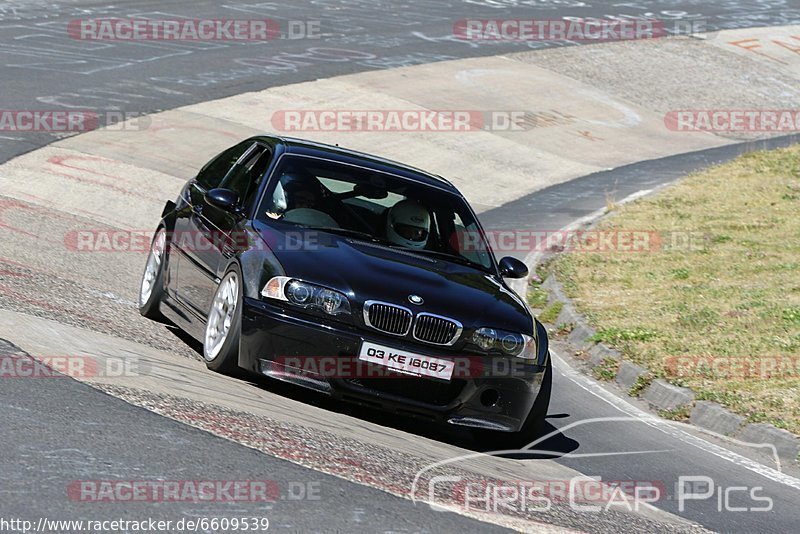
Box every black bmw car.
[139,135,551,445]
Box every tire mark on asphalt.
[46,154,163,201]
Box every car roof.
[252,135,459,193]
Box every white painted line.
[552,350,800,490]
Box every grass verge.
[552,145,800,434]
[539,301,563,324]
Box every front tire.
[203,266,243,373]
[138,228,167,320]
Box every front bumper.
[240,298,548,432]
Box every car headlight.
[471,327,536,359]
[261,276,351,316]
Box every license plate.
[358,341,454,381]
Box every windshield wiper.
[411,249,491,272]
[317,227,490,270]
[315,227,402,247]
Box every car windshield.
[257,154,496,271]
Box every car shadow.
[492,417,580,459]
[243,371,579,458]
[164,324,204,354]
[160,324,579,459]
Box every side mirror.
[498,256,528,279]
[206,188,243,215]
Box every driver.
[267,171,340,228]
[386,199,430,249]
[266,171,322,218]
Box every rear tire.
[138,228,167,321]
[203,266,243,373]
[473,359,552,450]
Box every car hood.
[254,222,532,334]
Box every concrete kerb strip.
[642,380,696,413]
[616,361,649,391]
[690,402,746,437]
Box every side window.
[220,145,273,209]
[195,141,253,190]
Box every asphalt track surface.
[2,1,800,533]
[2,0,799,163]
